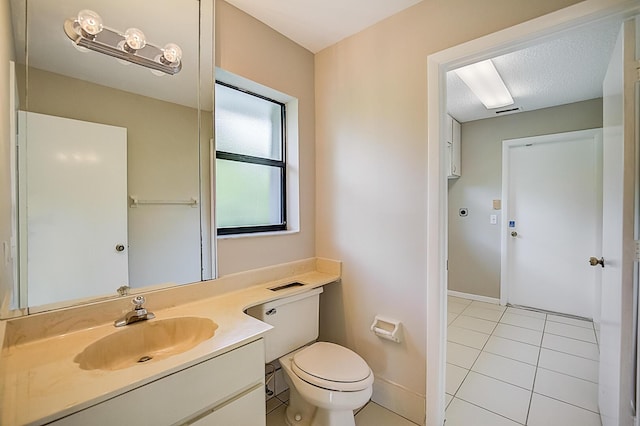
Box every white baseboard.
[371,376,425,425]
[447,290,500,305]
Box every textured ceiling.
[224,0,423,53]
[13,1,621,120]
[447,19,621,123]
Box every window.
[215,81,286,235]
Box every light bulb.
[77,9,103,37]
[161,43,182,65]
[124,28,146,51]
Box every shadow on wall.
[319,281,349,346]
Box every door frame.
[426,1,640,425]
[499,128,603,314]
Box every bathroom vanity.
[0,258,341,425]
[51,340,265,426]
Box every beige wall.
[448,99,604,299]
[0,0,15,314]
[215,0,316,276]
[314,0,583,420]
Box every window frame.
[215,80,287,236]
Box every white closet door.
[19,111,128,307]
[503,129,602,318]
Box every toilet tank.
[246,287,323,363]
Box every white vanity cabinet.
[49,339,265,426]
[446,114,461,178]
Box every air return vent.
[269,282,304,291]
[495,107,521,115]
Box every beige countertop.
[0,258,340,425]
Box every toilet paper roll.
[372,327,393,337]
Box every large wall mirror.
[4,0,214,316]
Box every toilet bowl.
[245,287,374,425]
[278,342,374,426]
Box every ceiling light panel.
[454,60,514,109]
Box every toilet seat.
[291,342,373,392]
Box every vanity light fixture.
[454,59,513,109]
[64,9,183,75]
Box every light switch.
[490,214,497,225]
[493,199,501,210]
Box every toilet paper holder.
[370,315,402,343]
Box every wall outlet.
[490,214,497,225]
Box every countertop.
[0,260,340,425]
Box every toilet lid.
[292,342,373,391]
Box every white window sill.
[217,229,300,240]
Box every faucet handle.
[132,295,146,309]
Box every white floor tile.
[445,393,454,409]
[451,315,497,334]
[471,352,536,390]
[483,335,540,365]
[468,301,506,312]
[446,363,469,395]
[266,396,282,414]
[355,402,417,426]
[266,404,287,426]
[457,371,531,424]
[447,326,491,350]
[527,393,601,426]
[448,296,473,306]
[447,341,481,369]
[534,368,599,412]
[499,312,545,331]
[541,333,599,361]
[449,301,469,314]
[545,321,597,343]
[538,348,599,383]
[459,306,505,322]
[506,306,546,319]
[445,398,521,426]
[448,312,459,325]
[493,323,543,346]
[546,314,594,329]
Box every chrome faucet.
[114,296,155,327]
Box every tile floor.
[266,389,419,425]
[446,296,601,426]
[265,296,601,425]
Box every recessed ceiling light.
[454,60,514,109]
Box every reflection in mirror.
[5,0,214,315]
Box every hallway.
[446,296,600,425]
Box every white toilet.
[247,287,374,426]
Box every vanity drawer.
[48,339,265,426]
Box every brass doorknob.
[511,231,518,237]
[589,257,605,268]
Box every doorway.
[425,2,640,425]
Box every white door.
[598,17,638,426]
[502,129,602,318]
[18,112,128,307]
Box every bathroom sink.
[74,317,217,371]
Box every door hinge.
[635,240,640,261]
